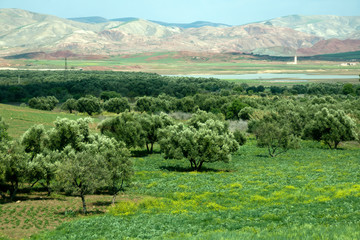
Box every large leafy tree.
[159,117,239,171]
[304,108,358,149]
[251,112,300,157]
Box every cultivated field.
[1,51,359,77]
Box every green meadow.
[31,141,360,239]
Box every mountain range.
[0,8,359,57]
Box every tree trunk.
[10,181,19,202]
[150,143,154,154]
[81,194,87,214]
[197,161,204,171]
[112,194,117,205]
[146,144,150,153]
[46,178,51,196]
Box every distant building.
[287,55,297,65]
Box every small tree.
[61,98,77,113]
[56,147,107,214]
[304,108,358,149]
[98,111,144,149]
[76,96,102,116]
[252,112,300,157]
[0,141,29,201]
[103,97,130,114]
[159,119,239,171]
[138,113,174,153]
[89,135,133,204]
[29,150,59,196]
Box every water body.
[165,73,359,82]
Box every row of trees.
[1,70,359,104]
[248,101,358,156]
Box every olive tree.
[61,98,77,113]
[47,118,91,151]
[56,147,107,214]
[21,124,46,161]
[103,97,130,114]
[98,111,144,149]
[0,116,9,143]
[138,113,174,153]
[304,108,358,149]
[29,150,60,196]
[0,141,29,201]
[56,133,133,212]
[76,96,102,116]
[28,96,59,111]
[159,119,239,171]
[89,134,133,204]
[251,112,300,157]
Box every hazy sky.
[1,0,359,25]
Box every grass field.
[2,51,360,76]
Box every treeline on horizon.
[0,70,359,103]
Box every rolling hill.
[0,9,359,57]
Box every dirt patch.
[0,191,132,240]
[146,54,170,61]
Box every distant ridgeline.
[0,70,357,103]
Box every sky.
[0,0,359,25]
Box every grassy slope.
[31,141,360,239]
[0,104,99,138]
